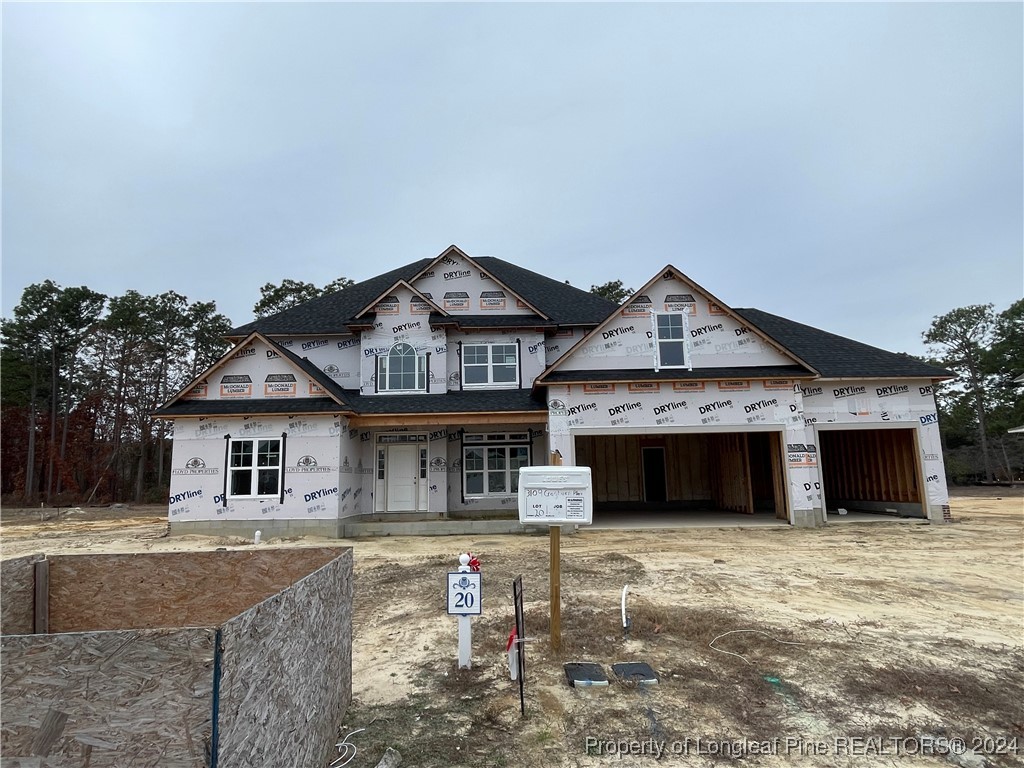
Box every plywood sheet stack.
[1,547,353,768]
[0,628,215,766]
[217,549,353,768]
[47,548,343,632]
[0,554,44,635]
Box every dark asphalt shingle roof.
[228,255,619,336]
[229,260,432,336]
[735,308,953,379]
[339,388,547,415]
[475,257,618,325]
[155,398,347,417]
[157,388,548,418]
[541,366,816,384]
[428,313,557,329]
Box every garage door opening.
[818,428,925,518]
[575,432,788,521]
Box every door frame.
[374,433,428,513]
[641,445,668,503]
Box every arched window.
[377,342,427,392]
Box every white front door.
[386,444,419,512]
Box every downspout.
[516,338,522,389]
[279,432,287,504]
[222,435,230,508]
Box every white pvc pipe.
[621,584,630,628]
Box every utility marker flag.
[507,629,518,680]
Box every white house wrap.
[157,245,952,535]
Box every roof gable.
[158,332,349,412]
[351,279,446,322]
[409,245,548,318]
[539,265,808,380]
[229,246,620,336]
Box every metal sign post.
[447,553,481,669]
[512,575,526,715]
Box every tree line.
[1,283,233,504]
[1,276,1019,506]
[0,276,362,506]
[924,301,1023,484]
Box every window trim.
[377,342,428,393]
[461,342,520,389]
[652,311,690,370]
[227,437,283,499]
[463,434,531,498]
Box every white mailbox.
[517,466,593,525]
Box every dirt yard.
[2,489,1022,767]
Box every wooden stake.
[550,525,561,652]
[549,449,562,653]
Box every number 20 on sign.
[447,572,482,615]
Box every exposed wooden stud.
[771,432,788,520]
[625,437,641,502]
[743,433,754,514]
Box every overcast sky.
[3,2,1021,358]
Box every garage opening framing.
[571,424,791,523]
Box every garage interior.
[574,432,788,520]
[818,427,925,517]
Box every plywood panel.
[0,628,214,766]
[217,550,353,768]
[48,548,343,633]
[1,554,43,636]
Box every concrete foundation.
[170,518,341,539]
[826,499,925,517]
[340,518,555,538]
[792,508,824,528]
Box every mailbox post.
[517,464,593,652]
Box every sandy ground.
[2,489,1022,767]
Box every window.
[464,433,530,496]
[462,343,518,387]
[228,438,282,497]
[378,343,427,392]
[654,312,688,368]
